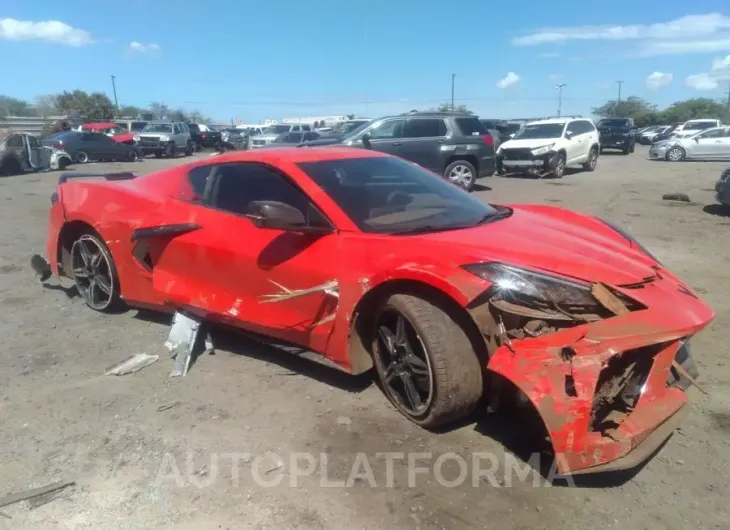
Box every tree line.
[0,91,211,124]
[592,96,730,128]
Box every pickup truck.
[596,117,637,154]
[188,123,222,150]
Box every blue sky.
[1,1,730,123]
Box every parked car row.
[650,125,730,162]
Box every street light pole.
[617,80,623,102]
[556,84,567,117]
[451,74,455,111]
[110,75,119,110]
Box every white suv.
[495,117,600,178]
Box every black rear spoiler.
[58,172,137,184]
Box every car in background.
[328,119,371,138]
[638,125,671,145]
[303,111,495,191]
[114,120,149,135]
[188,123,223,151]
[239,126,265,137]
[250,123,312,148]
[672,119,723,139]
[649,126,730,161]
[134,122,193,158]
[41,131,140,163]
[480,119,511,145]
[0,130,72,176]
[261,131,321,147]
[496,117,600,178]
[715,167,730,208]
[220,128,249,150]
[596,117,636,154]
[81,122,136,145]
[651,124,681,143]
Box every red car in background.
[80,123,135,145]
[33,147,713,476]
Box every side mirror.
[245,201,332,234]
[360,133,372,150]
[565,131,574,140]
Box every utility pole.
[617,80,623,102]
[555,84,567,117]
[726,87,730,110]
[110,75,119,110]
[451,74,456,111]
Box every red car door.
[149,162,343,354]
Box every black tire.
[127,148,138,162]
[70,232,123,313]
[444,160,477,191]
[166,142,176,158]
[154,151,163,158]
[552,152,566,178]
[666,146,685,162]
[185,142,194,156]
[371,294,483,428]
[0,157,22,177]
[76,151,89,164]
[622,146,630,155]
[667,345,699,391]
[582,147,598,171]
[630,142,636,153]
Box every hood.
[403,205,657,286]
[499,138,559,150]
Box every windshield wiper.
[473,208,513,226]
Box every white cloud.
[646,72,673,91]
[0,18,93,46]
[548,74,563,81]
[497,72,521,89]
[711,54,730,78]
[128,41,161,54]
[685,73,719,91]
[512,13,730,45]
[642,38,730,56]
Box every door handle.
[392,142,402,146]
[715,140,723,143]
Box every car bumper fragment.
[496,151,559,175]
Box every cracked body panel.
[40,151,715,475]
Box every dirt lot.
[0,147,728,529]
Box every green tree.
[149,102,170,120]
[659,98,730,124]
[431,103,473,113]
[592,97,659,127]
[0,95,37,116]
[53,90,116,120]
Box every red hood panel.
[418,206,657,285]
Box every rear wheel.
[185,142,194,156]
[582,147,598,171]
[76,151,89,164]
[371,294,483,428]
[70,233,122,312]
[444,160,477,191]
[0,157,22,176]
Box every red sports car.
[80,122,136,145]
[35,147,714,475]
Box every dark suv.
[597,117,637,154]
[306,111,495,191]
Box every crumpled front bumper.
[496,150,560,175]
[468,273,714,475]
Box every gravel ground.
[0,146,728,529]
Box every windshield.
[340,120,370,134]
[683,121,716,130]
[512,123,565,140]
[598,119,631,127]
[142,123,173,133]
[505,123,524,134]
[342,121,372,140]
[298,156,498,234]
[263,125,292,134]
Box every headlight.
[531,144,555,156]
[461,262,597,306]
[133,135,140,142]
[599,218,661,264]
[160,135,170,142]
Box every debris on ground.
[0,479,75,509]
[157,402,180,412]
[105,353,159,376]
[166,311,213,377]
[662,193,691,203]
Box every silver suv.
[134,121,193,158]
[250,123,312,148]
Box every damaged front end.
[463,261,712,475]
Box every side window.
[173,124,181,134]
[292,133,304,143]
[187,165,214,201]
[582,121,596,133]
[368,119,405,139]
[211,163,330,228]
[302,124,311,131]
[404,118,447,138]
[116,122,128,131]
[28,136,41,148]
[131,122,147,132]
[698,128,725,139]
[6,135,23,148]
[723,128,730,138]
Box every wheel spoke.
[383,362,398,383]
[87,279,98,304]
[77,240,92,266]
[95,274,112,296]
[395,316,407,346]
[91,252,103,269]
[72,267,88,278]
[378,326,397,356]
[399,372,423,410]
[404,354,429,377]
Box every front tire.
[552,152,566,178]
[70,233,122,312]
[185,142,194,156]
[371,294,483,428]
[666,146,685,162]
[76,151,89,164]
[127,148,138,162]
[166,142,176,158]
[582,147,598,171]
[444,160,477,191]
